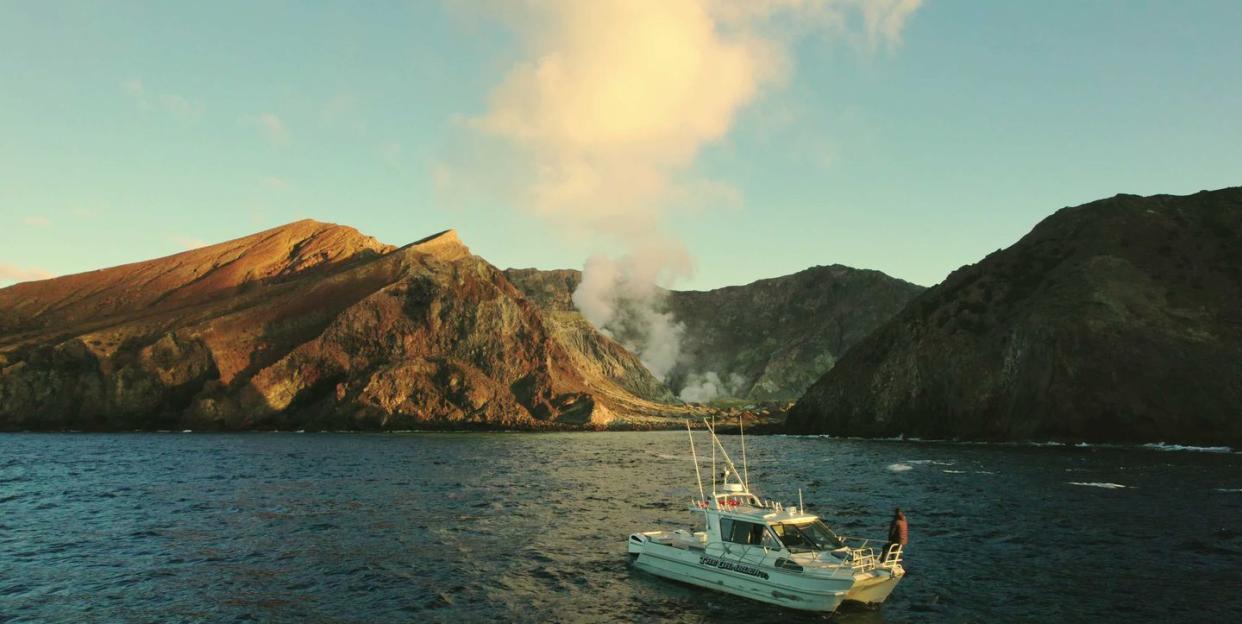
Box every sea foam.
[1142,443,1232,454]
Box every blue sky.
[2,1,1240,289]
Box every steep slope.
[0,219,392,339]
[503,269,673,402]
[504,266,924,401]
[666,267,924,400]
[787,188,1242,445]
[0,223,684,431]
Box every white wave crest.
[1142,443,1232,454]
[887,463,913,472]
[1068,482,1128,489]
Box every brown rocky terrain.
[504,266,924,401]
[0,222,692,431]
[787,187,1242,445]
[502,269,673,403]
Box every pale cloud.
[0,263,55,283]
[71,200,108,221]
[169,235,208,251]
[260,175,292,191]
[859,0,923,49]
[710,0,922,49]
[431,162,453,194]
[245,112,289,144]
[467,0,923,236]
[22,215,51,227]
[667,178,745,214]
[460,0,924,383]
[471,0,777,235]
[321,92,368,133]
[321,92,358,121]
[122,79,202,120]
[122,78,144,99]
[381,142,402,166]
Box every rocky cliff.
[666,267,924,400]
[502,269,673,403]
[787,188,1242,445]
[0,223,683,431]
[504,266,924,401]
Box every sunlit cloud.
[260,176,292,191]
[168,234,208,251]
[245,112,289,144]
[859,0,923,50]
[22,215,51,227]
[453,0,924,383]
[71,206,101,220]
[469,0,774,235]
[381,142,402,166]
[462,0,923,238]
[0,263,55,284]
[321,92,368,134]
[121,79,202,120]
[431,162,453,194]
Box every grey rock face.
[787,188,1242,445]
[505,265,924,401]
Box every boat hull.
[629,538,852,613]
[844,568,903,605]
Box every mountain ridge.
[504,264,925,401]
[786,187,1242,445]
[0,222,692,431]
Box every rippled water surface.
[3,432,1241,623]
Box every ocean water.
[2,432,1240,623]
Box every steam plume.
[679,371,748,403]
[571,242,692,380]
[467,0,923,386]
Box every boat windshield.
[771,519,842,553]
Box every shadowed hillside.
[505,265,924,401]
[787,187,1242,445]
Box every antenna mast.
[686,421,706,502]
[740,413,749,490]
[710,415,717,498]
[702,418,743,487]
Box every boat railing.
[836,537,903,572]
[881,544,904,568]
[845,547,880,571]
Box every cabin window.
[772,519,842,553]
[719,518,774,547]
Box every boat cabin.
[698,498,847,555]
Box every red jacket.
[888,515,908,545]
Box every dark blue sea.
[2,432,1240,623]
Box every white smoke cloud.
[465,0,924,382]
[679,371,749,403]
[572,242,692,380]
[471,0,784,236]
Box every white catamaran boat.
[627,420,904,613]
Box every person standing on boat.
[885,507,908,560]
